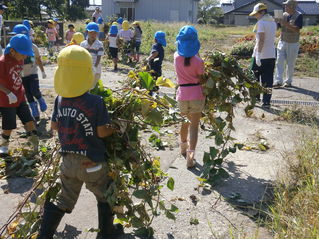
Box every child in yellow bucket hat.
[37,45,124,239]
[118,20,133,62]
[66,32,85,47]
[132,21,143,62]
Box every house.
[102,0,199,23]
[221,0,319,25]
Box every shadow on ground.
[0,177,34,194]
[188,160,274,224]
[279,86,319,101]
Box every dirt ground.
[0,56,318,238]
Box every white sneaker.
[0,139,9,155]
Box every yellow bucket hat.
[133,21,140,26]
[54,45,94,98]
[122,20,129,31]
[47,20,55,25]
[249,3,267,16]
[112,21,118,26]
[71,32,85,44]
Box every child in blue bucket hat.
[147,31,166,78]
[97,17,106,41]
[0,34,39,155]
[174,25,204,168]
[117,17,123,30]
[80,22,104,89]
[11,24,48,122]
[146,31,166,95]
[107,25,120,71]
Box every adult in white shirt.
[92,7,102,23]
[0,4,7,56]
[249,3,277,108]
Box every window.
[120,7,135,21]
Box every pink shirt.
[65,30,75,41]
[46,28,58,42]
[174,52,205,101]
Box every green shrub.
[33,26,48,47]
[230,41,254,59]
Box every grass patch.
[278,106,318,125]
[65,21,318,78]
[65,20,252,60]
[268,132,319,238]
[295,53,319,78]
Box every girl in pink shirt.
[174,25,204,168]
[65,24,75,44]
[46,20,59,56]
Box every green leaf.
[167,177,175,191]
[131,217,145,228]
[159,200,166,210]
[163,94,177,107]
[244,82,252,88]
[139,72,155,90]
[170,204,179,212]
[213,158,223,165]
[196,177,208,182]
[209,147,219,159]
[165,210,176,220]
[134,227,154,237]
[190,217,199,225]
[215,134,224,146]
[146,108,163,125]
[203,152,211,164]
[206,78,215,88]
[229,147,237,153]
[218,168,229,178]
[133,189,149,200]
[234,143,244,149]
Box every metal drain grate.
[271,99,319,106]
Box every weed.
[268,131,319,238]
[278,106,318,125]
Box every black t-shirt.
[149,43,164,76]
[52,93,110,162]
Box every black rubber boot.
[37,201,65,239]
[96,201,124,239]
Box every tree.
[198,0,224,24]
[65,0,90,20]
[2,0,89,20]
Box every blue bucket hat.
[176,25,200,58]
[4,34,34,56]
[98,17,103,24]
[117,17,123,24]
[9,24,29,36]
[109,25,118,35]
[23,20,31,30]
[53,18,59,22]
[154,31,166,47]
[86,22,99,32]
